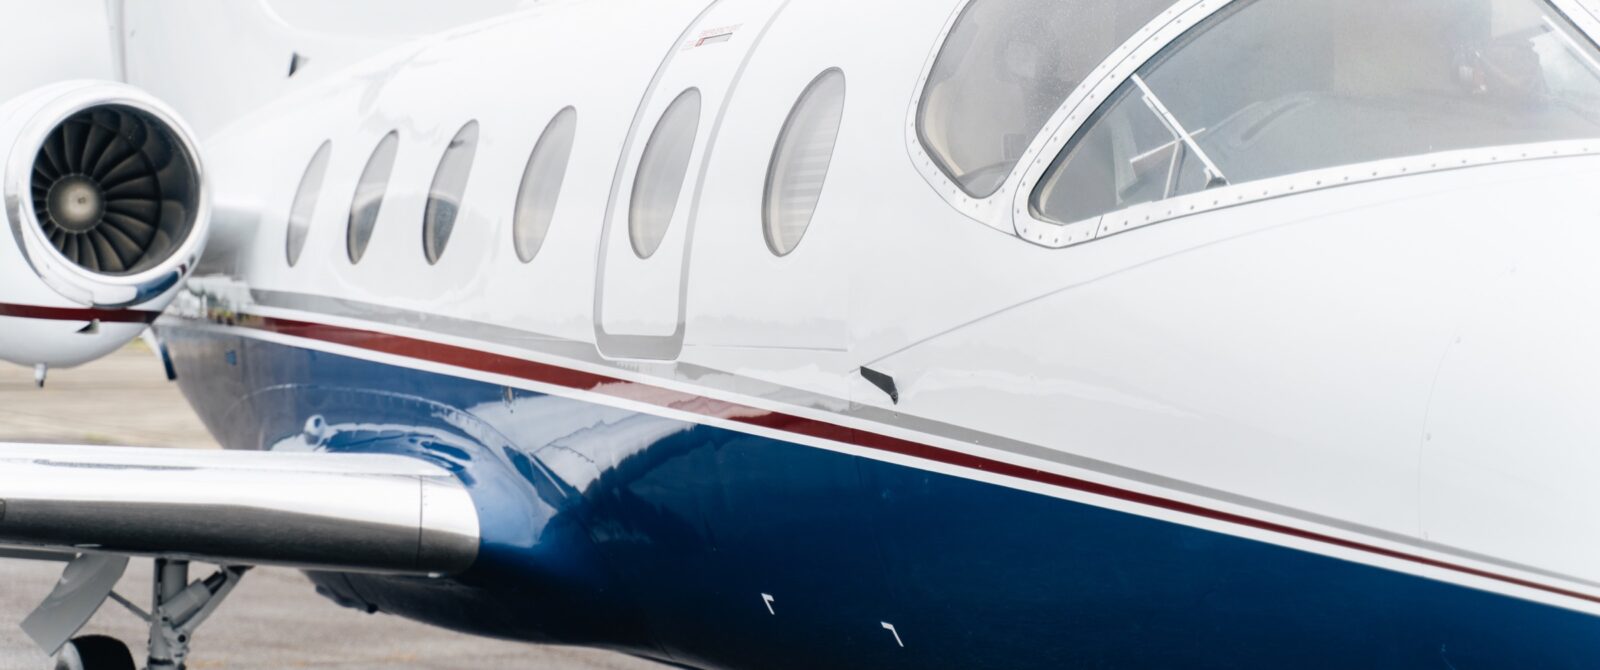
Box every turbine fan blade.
[104,199,160,225]
[62,235,80,269]
[93,112,147,181]
[98,151,150,189]
[34,160,59,184]
[61,120,88,174]
[138,201,189,261]
[159,200,188,231]
[136,117,174,171]
[81,119,113,175]
[154,159,188,193]
[88,230,125,273]
[41,133,68,176]
[104,175,160,200]
[103,211,155,244]
[79,233,100,272]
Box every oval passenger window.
[629,89,701,259]
[286,140,332,267]
[764,69,846,257]
[513,107,578,263]
[423,121,480,265]
[347,131,399,264]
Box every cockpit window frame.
[909,0,1600,249]
[905,0,1194,234]
[1008,0,1240,247]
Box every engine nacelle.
[0,81,207,369]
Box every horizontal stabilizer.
[0,443,479,574]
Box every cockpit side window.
[1032,0,1600,226]
[917,0,1173,198]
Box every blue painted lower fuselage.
[160,324,1600,669]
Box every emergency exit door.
[594,0,789,360]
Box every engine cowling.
[0,81,207,369]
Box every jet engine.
[0,81,208,370]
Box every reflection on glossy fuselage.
[162,326,1600,669]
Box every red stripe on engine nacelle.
[0,303,159,324]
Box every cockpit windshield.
[1032,0,1600,226]
[917,0,1174,197]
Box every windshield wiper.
[1132,73,1229,189]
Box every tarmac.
[0,345,664,669]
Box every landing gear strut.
[144,559,248,669]
[30,556,247,670]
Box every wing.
[0,442,480,656]
[0,442,479,575]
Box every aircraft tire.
[52,635,135,670]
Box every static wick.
[33,364,47,389]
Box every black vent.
[29,106,198,276]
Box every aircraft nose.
[1418,240,1600,576]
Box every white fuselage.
[179,0,1600,637]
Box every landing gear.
[52,635,135,670]
[29,556,247,670]
[144,559,248,670]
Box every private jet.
[4,0,1600,667]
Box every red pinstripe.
[227,313,1600,608]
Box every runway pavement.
[0,345,664,669]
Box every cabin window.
[764,69,846,257]
[423,121,480,264]
[513,107,577,263]
[1032,0,1600,226]
[629,89,701,259]
[347,131,399,264]
[285,140,331,267]
[917,0,1172,197]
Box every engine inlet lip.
[3,83,209,308]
